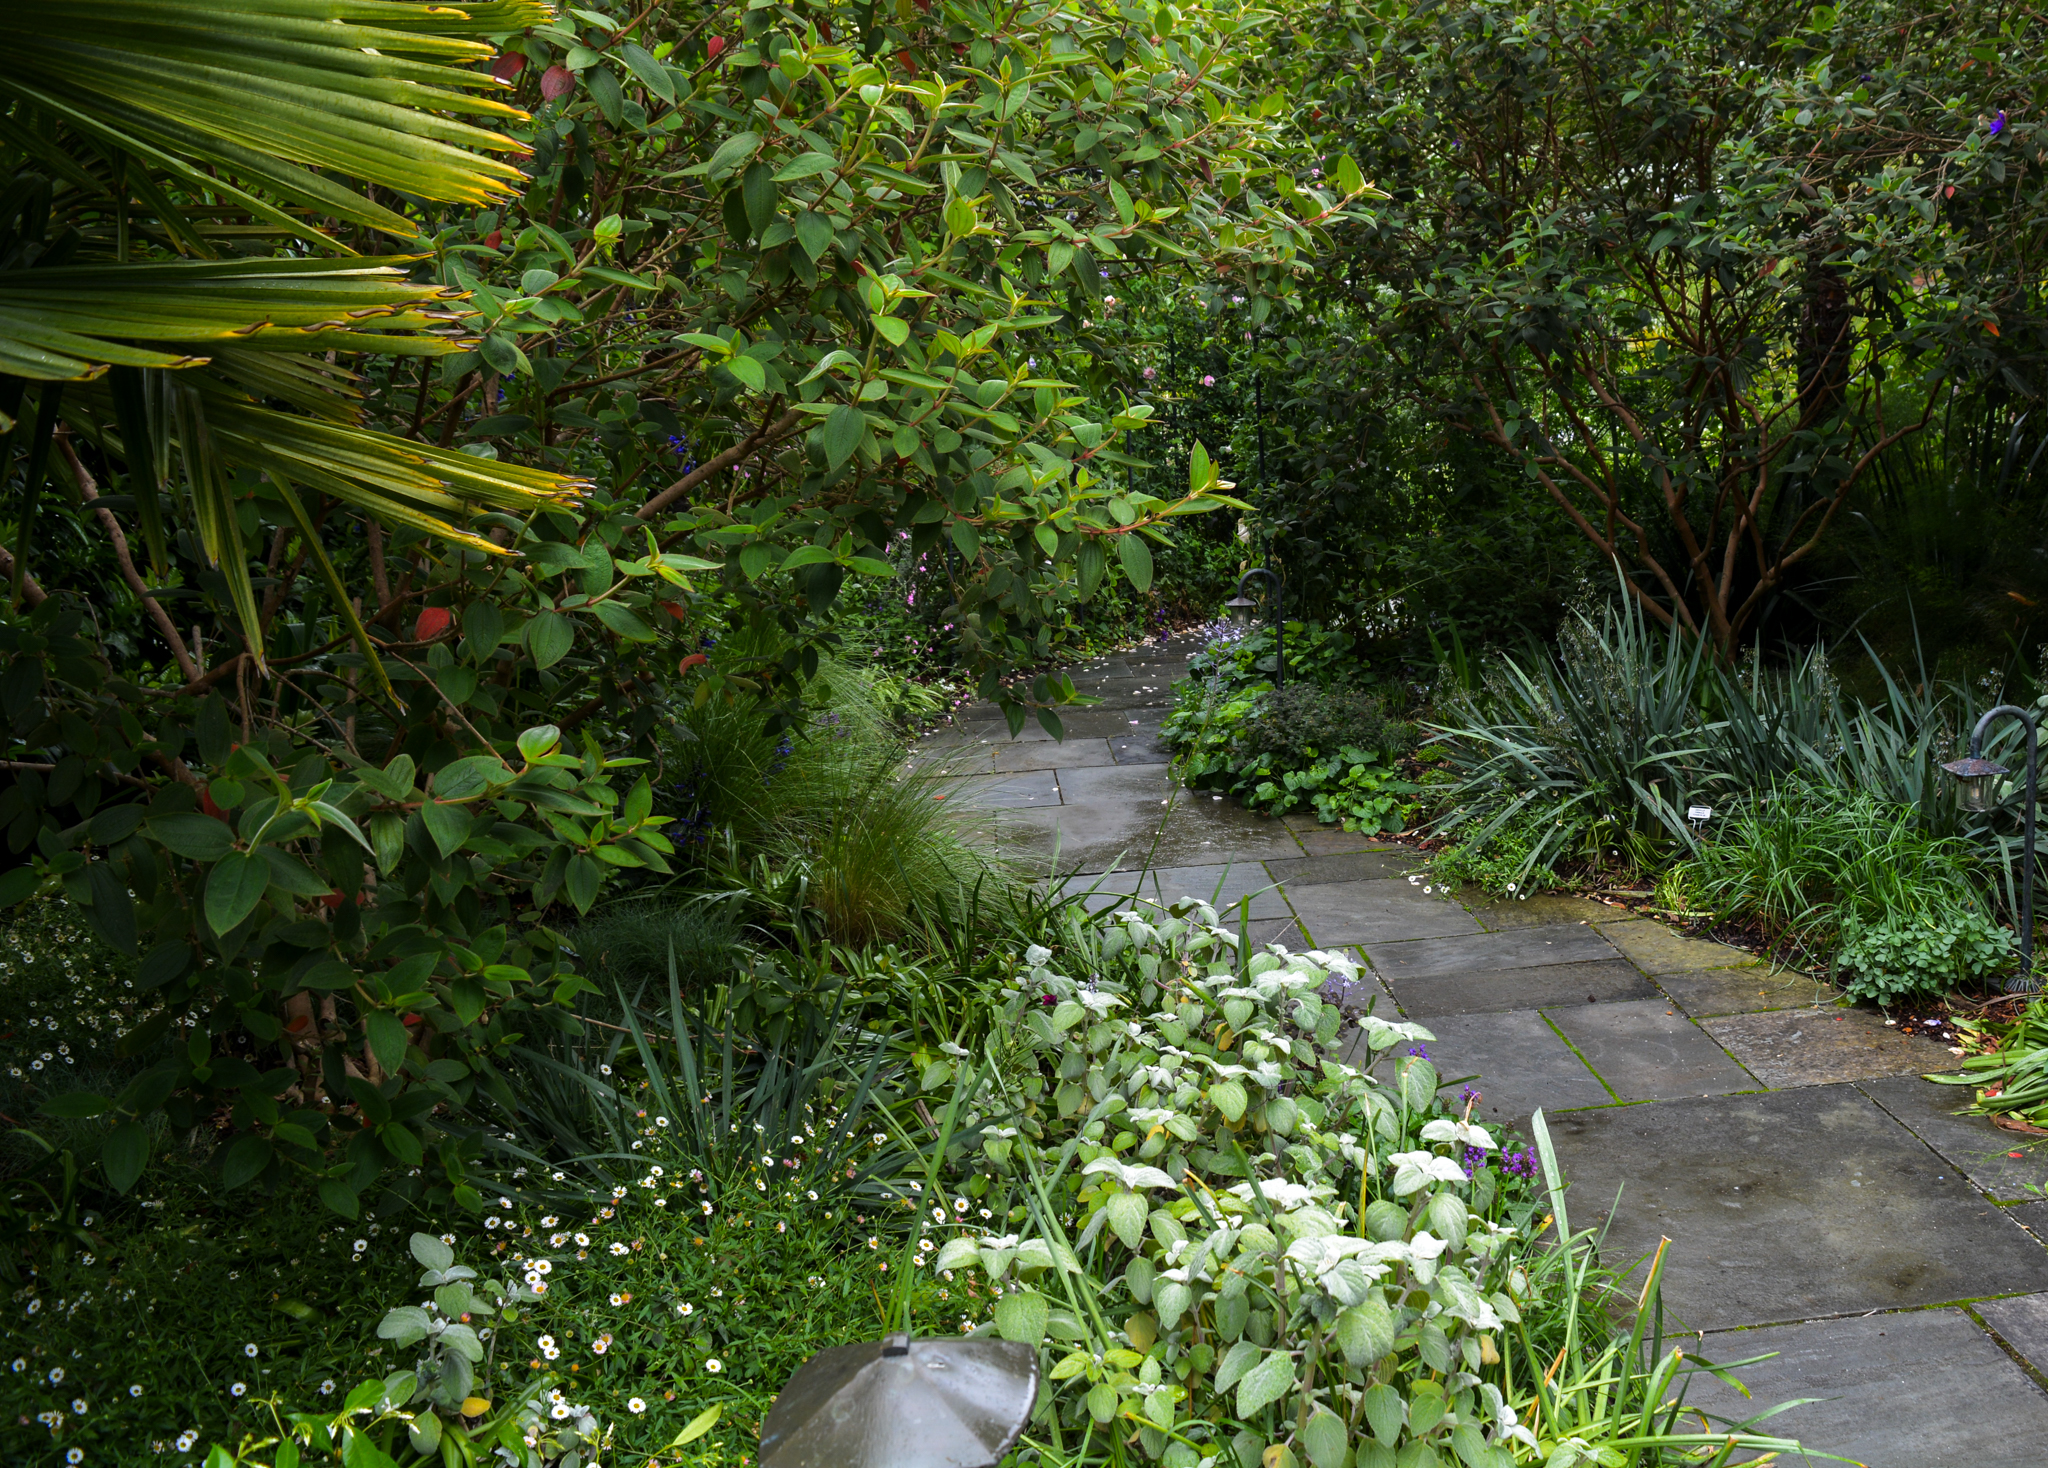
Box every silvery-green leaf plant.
[926,900,1543,1468]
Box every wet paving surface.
[930,633,2048,1465]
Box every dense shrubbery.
[1425,592,2037,998]
[1164,623,1422,831]
[918,899,1818,1467]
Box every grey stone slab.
[1545,998,1759,1102]
[1245,917,1309,950]
[1391,960,1658,1018]
[947,769,1062,808]
[1547,1086,2048,1330]
[1110,730,1172,764]
[949,716,1057,743]
[1859,1075,2048,1202]
[1656,965,1839,1017]
[1058,707,1174,738]
[1462,893,1618,930]
[1682,1309,2048,1468]
[1286,879,1484,947]
[1364,924,1620,980]
[991,739,1119,773]
[1262,851,1419,885]
[1291,826,1390,856]
[993,766,1300,874]
[1060,677,1183,710]
[1064,657,1133,680]
[1975,1292,2048,1380]
[1341,1008,1611,1130]
[2007,1201,2048,1244]
[1702,1008,1939,1089]
[1591,917,1761,975]
[1077,863,1291,919]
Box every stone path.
[922,636,2048,1467]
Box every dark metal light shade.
[759,1333,1039,1468]
[1943,755,2010,812]
[1223,593,1258,625]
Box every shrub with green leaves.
[1164,646,1418,832]
[1835,912,2015,1008]
[927,904,1550,1467]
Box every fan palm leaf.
[0,0,580,697]
[3,0,548,245]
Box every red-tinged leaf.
[491,52,526,83]
[415,607,453,641]
[484,230,503,249]
[678,653,707,673]
[541,65,576,101]
[707,35,726,60]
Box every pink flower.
[1201,374,1216,386]
[1142,367,1156,380]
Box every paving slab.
[1077,863,1291,919]
[1858,1075,2048,1202]
[1591,917,1760,975]
[948,769,1062,808]
[1390,960,1658,1018]
[1245,918,1310,949]
[2006,1201,2048,1244]
[1110,729,1172,764]
[1290,826,1389,856]
[1462,893,1618,930]
[995,769,1302,874]
[1545,998,1758,1101]
[1263,851,1420,885]
[992,739,1119,772]
[1702,1008,1939,1089]
[1057,707,1175,739]
[1364,924,1620,980]
[1342,1008,1611,1128]
[1683,1308,2048,1468]
[1655,965,1838,1016]
[1057,677,1183,710]
[1547,1086,2048,1330]
[1974,1292,2048,1380]
[1286,879,1484,947]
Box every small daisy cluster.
[0,901,167,1090]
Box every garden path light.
[1943,703,2040,993]
[1225,566,1286,686]
[759,1331,1038,1468]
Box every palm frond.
[0,256,476,380]
[3,1,548,242]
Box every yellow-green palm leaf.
[3,0,551,244]
[0,256,476,380]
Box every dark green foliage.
[1244,681,1417,768]
[563,904,743,999]
[1166,625,1420,831]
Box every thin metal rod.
[1969,704,2040,993]
[1234,567,1284,687]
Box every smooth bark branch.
[58,435,202,683]
[636,405,805,521]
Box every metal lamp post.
[1224,567,1285,686]
[1942,703,2041,994]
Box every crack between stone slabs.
[1687,1293,2048,1343]
[1855,1079,2046,1206]
[1535,1009,1624,1103]
[1964,1301,2048,1398]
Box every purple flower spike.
[1991,111,2007,136]
[1406,1044,1430,1060]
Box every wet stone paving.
[918,633,2048,1468]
